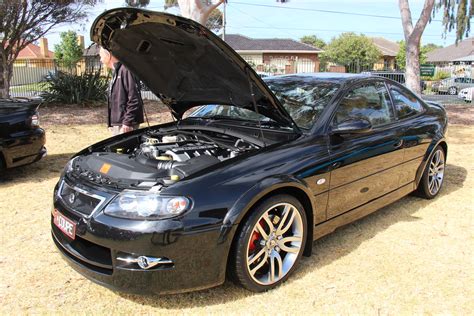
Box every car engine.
[67,128,260,188]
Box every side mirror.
[331,117,372,135]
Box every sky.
[45,0,464,51]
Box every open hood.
[90,8,299,131]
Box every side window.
[334,82,394,127]
[389,85,424,119]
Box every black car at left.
[51,8,448,295]
[0,98,46,171]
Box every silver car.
[433,77,474,95]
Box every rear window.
[389,85,424,119]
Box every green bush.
[433,70,451,81]
[41,71,108,104]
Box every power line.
[226,25,454,38]
[228,4,296,38]
[231,1,444,23]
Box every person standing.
[99,47,144,135]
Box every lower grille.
[52,225,113,275]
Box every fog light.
[116,255,173,270]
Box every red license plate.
[53,209,76,240]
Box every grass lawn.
[0,106,472,314]
[10,82,49,93]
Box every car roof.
[264,72,372,84]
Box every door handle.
[394,139,403,148]
[331,161,341,170]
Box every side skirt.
[313,182,415,240]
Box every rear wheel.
[229,195,307,292]
[416,146,445,199]
[448,86,457,95]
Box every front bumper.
[51,182,237,295]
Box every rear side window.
[334,82,394,127]
[389,85,424,119]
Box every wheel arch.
[224,179,315,261]
[415,138,448,187]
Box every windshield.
[187,77,340,130]
[265,78,340,129]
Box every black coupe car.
[0,98,46,171]
[51,8,448,294]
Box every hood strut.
[246,67,267,147]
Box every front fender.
[223,174,315,226]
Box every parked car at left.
[0,98,46,170]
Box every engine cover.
[75,153,167,182]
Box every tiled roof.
[370,37,400,57]
[17,43,54,59]
[84,43,100,57]
[225,34,322,52]
[427,38,474,62]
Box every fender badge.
[99,163,112,174]
[316,178,326,185]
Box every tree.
[126,0,225,25]
[300,35,326,50]
[0,0,98,99]
[399,0,472,95]
[55,31,84,70]
[395,41,441,70]
[323,33,380,73]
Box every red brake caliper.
[249,219,265,252]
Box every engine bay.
[66,127,262,189]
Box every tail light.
[30,112,40,128]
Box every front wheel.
[416,146,446,199]
[229,195,307,292]
[448,86,458,95]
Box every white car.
[458,87,474,102]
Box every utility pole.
[222,0,227,41]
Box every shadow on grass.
[0,153,73,186]
[118,163,467,308]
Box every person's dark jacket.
[108,62,144,127]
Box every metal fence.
[8,58,474,104]
[9,58,159,101]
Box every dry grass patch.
[0,111,473,314]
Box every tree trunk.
[398,0,435,96]
[177,0,224,25]
[405,39,421,95]
[0,61,12,99]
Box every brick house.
[15,38,55,67]
[12,38,55,86]
[225,34,323,74]
[427,38,474,66]
[370,37,400,71]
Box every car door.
[387,84,432,186]
[326,80,404,219]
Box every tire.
[229,194,307,292]
[0,153,5,171]
[416,146,446,199]
[448,86,457,95]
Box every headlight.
[63,157,77,174]
[104,191,191,220]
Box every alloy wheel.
[428,149,445,195]
[245,203,304,285]
[448,87,457,95]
